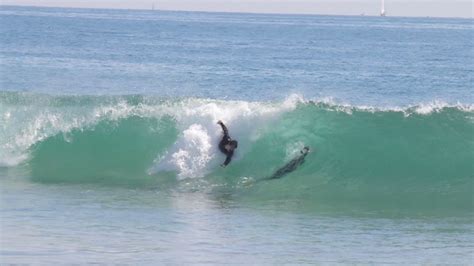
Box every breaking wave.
[1,92,473,209]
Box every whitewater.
[1,6,473,264]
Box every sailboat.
[380,0,386,16]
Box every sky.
[1,0,473,18]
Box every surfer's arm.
[217,120,229,136]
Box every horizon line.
[1,4,473,20]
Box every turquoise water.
[1,6,473,264]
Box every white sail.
[381,0,386,16]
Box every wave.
[0,92,300,176]
[1,92,473,208]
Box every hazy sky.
[1,0,473,18]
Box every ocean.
[1,5,473,264]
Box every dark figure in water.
[268,147,310,179]
[217,120,238,167]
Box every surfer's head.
[301,146,310,154]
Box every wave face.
[1,92,473,208]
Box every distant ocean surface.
[1,6,473,264]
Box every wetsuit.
[269,148,309,179]
[218,121,236,166]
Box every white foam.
[411,100,474,115]
[307,97,474,116]
[151,124,214,179]
[148,95,301,178]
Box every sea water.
[0,6,473,264]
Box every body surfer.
[268,146,310,179]
[217,120,238,167]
